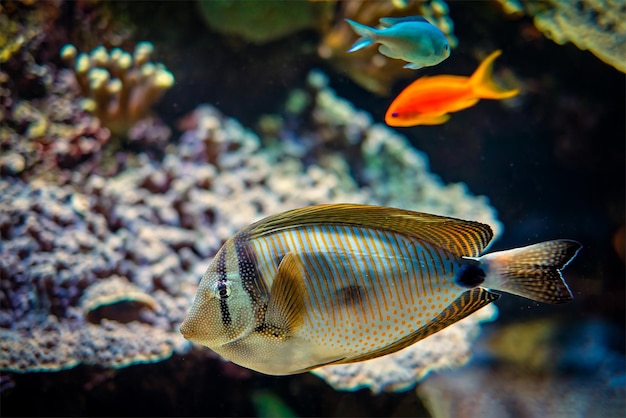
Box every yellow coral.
[61,42,175,136]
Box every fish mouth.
[179,318,195,340]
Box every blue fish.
[346,16,450,70]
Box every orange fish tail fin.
[469,50,519,100]
[479,240,581,304]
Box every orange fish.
[385,50,519,127]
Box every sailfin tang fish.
[385,49,520,127]
[346,16,450,70]
[180,204,581,375]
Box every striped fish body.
[247,224,471,369]
[180,204,581,375]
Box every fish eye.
[391,112,399,118]
[215,281,231,299]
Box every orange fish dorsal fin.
[338,287,500,364]
[469,50,519,100]
[245,204,493,257]
[260,253,306,339]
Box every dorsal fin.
[257,253,306,339]
[340,288,499,364]
[379,16,430,27]
[245,204,493,257]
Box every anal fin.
[419,113,451,125]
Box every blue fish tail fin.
[479,240,581,304]
[345,19,377,52]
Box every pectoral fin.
[258,253,306,339]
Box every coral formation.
[1,69,111,177]
[497,0,626,73]
[80,276,158,324]
[0,1,60,65]
[60,42,175,137]
[1,69,501,379]
[0,2,159,179]
[311,304,497,393]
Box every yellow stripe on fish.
[180,204,581,375]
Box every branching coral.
[60,42,175,137]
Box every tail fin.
[469,50,519,100]
[480,240,581,304]
[345,19,377,52]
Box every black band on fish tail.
[456,261,486,288]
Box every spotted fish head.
[180,243,256,348]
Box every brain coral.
[1,71,501,387]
